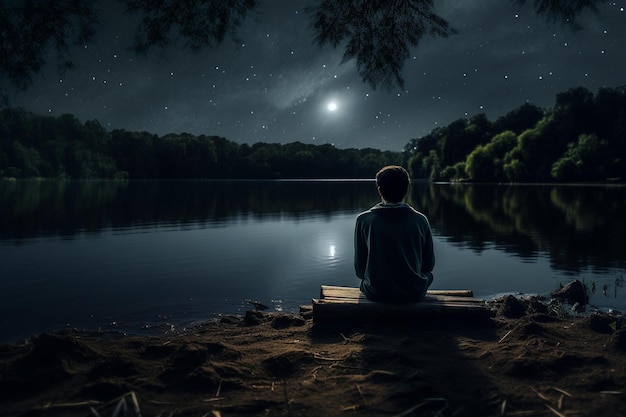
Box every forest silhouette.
[1,85,625,182]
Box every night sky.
[10,0,626,151]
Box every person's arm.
[354,218,367,279]
[421,222,435,273]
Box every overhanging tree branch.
[0,0,609,101]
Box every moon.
[327,101,338,112]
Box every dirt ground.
[1,298,626,417]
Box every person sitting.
[354,165,435,302]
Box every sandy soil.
[1,298,625,417]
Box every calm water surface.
[1,180,625,343]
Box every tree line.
[0,109,401,179]
[1,85,625,181]
[405,86,626,182]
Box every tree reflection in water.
[1,179,624,294]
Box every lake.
[1,179,625,343]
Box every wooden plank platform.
[312,285,493,322]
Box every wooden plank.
[320,285,361,299]
[314,298,487,310]
[312,285,492,322]
[319,295,486,305]
[320,285,473,299]
[426,289,474,297]
[321,285,475,298]
[315,298,485,309]
[312,298,492,322]
[320,294,485,303]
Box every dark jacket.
[354,202,435,302]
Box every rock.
[497,295,526,318]
[551,280,588,306]
[244,310,265,326]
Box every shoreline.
[1,295,625,417]
[3,282,622,347]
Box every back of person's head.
[376,165,410,203]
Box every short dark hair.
[376,165,410,203]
